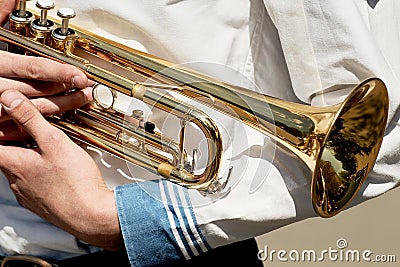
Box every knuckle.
[24,59,43,80]
[46,127,65,143]
[17,105,36,126]
[9,183,25,206]
[9,183,19,195]
[16,104,37,126]
[34,100,53,116]
[40,127,68,154]
[61,66,77,81]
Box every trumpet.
[0,0,389,217]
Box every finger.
[0,86,93,123]
[0,77,74,96]
[0,0,17,25]
[0,120,30,140]
[31,86,93,116]
[0,145,41,179]
[0,90,64,150]
[0,51,90,87]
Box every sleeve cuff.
[114,180,209,266]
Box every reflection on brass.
[0,255,52,267]
[0,5,388,217]
[313,83,388,216]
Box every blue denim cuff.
[115,182,183,266]
[115,180,210,267]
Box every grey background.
[256,187,400,266]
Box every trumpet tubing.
[0,1,389,217]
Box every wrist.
[66,188,124,251]
[91,188,124,251]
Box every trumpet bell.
[311,79,387,217]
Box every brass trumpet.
[0,1,389,217]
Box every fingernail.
[71,75,85,87]
[1,91,23,110]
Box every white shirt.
[1,0,399,259]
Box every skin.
[0,0,16,26]
[0,91,124,251]
[0,0,124,251]
[0,51,94,140]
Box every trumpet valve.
[17,0,32,18]
[30,0,55,44]
[35,0,55,27]
[51,7,76,51]
[9,0,34,36]
[57,7,76,35]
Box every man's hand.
[0,90,123,251]
[0,51,94,140]
[0,1,93,141]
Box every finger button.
[57,8,76,35]
[36,0,55,26]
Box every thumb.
[1,90,58,149]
